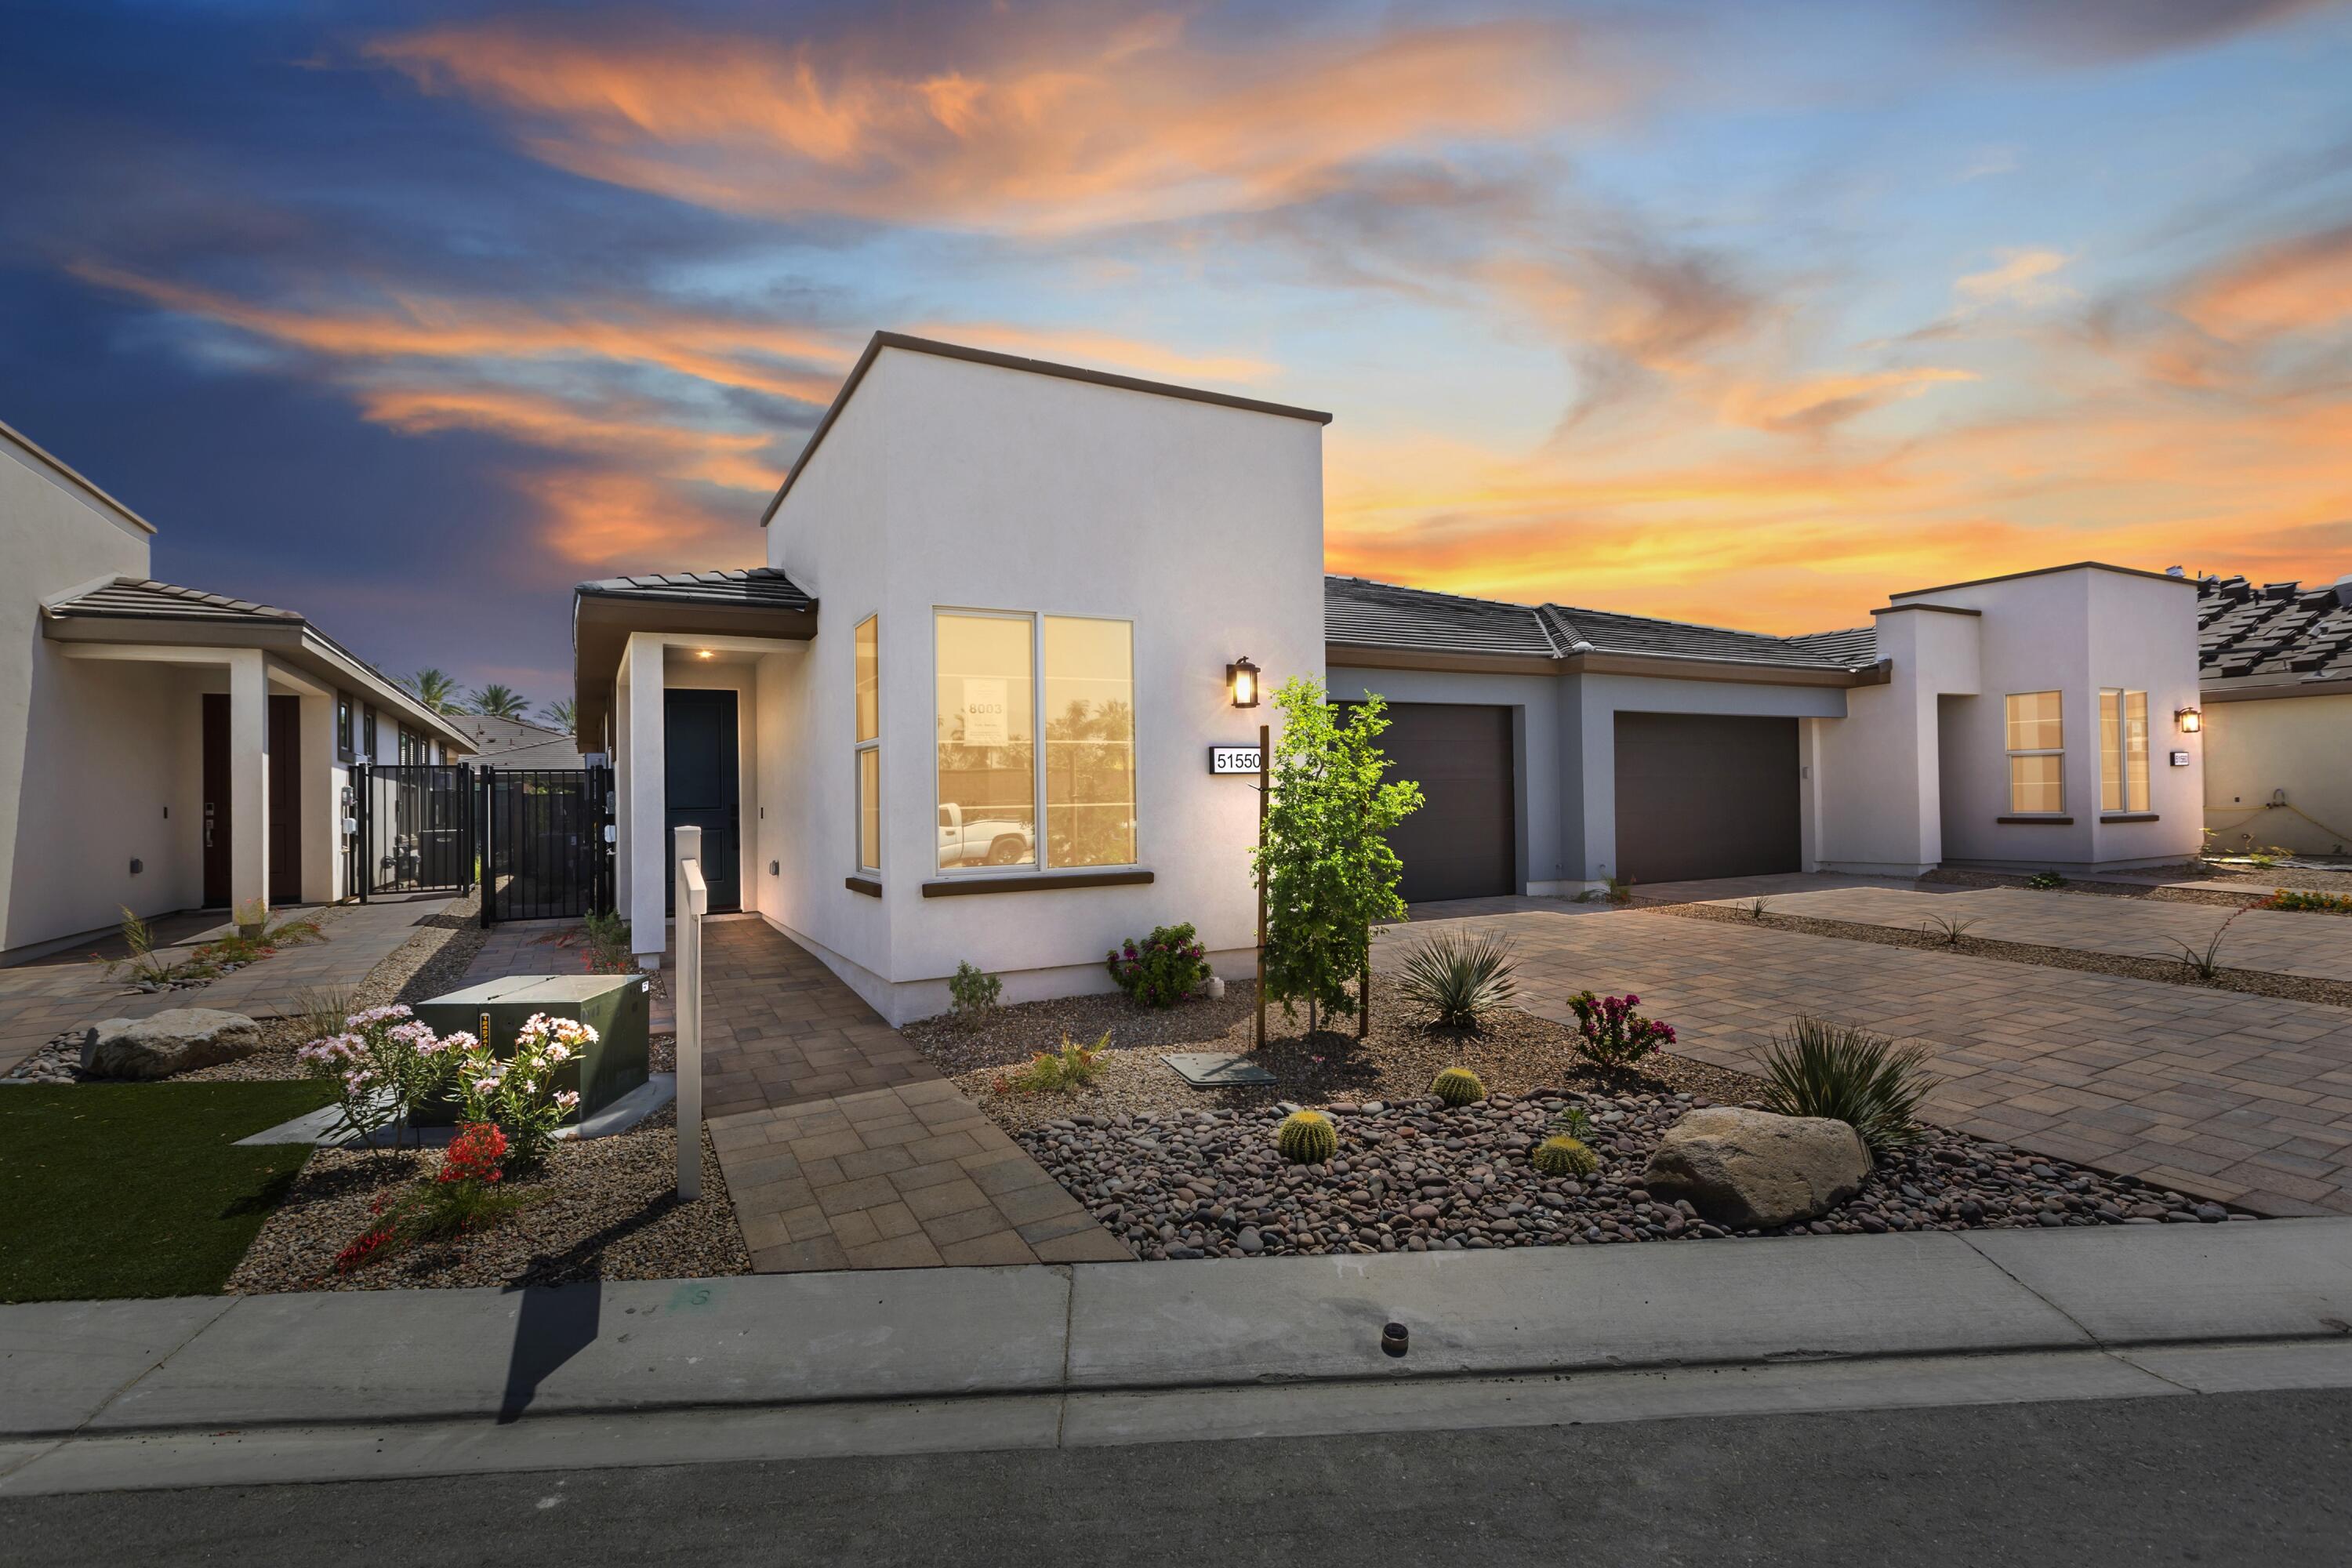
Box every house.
[0,418,474,959]
[451,713,587,771]
[2193,570,2352,857]
[575,332,2204,1022]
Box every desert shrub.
[1276,1109,1338,1164]
[1531,1135,1599,1178]
[1740,898,1772,923]
[298,1003,468,1156]
[103,906,198,987]
[1605,875,1636,906]
[1004,1032,1109,1094]
[334,1123,532,1272]
[1105,924,1210,1009]
[452,1011,593,1171]
[1758,1016,1935,1157]
[1567,991,1675,1070]
[949,960,1004,1020]
[581,910,635,975]
[1918,914,1978,948]
[2025,870,2067,889]
[1396,927,1518,1029]
[2261,889,2352,914]
[1430,1065,1486,1105]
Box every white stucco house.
[0,418,474,959]
[2192,570,2352,858]
[578,332,2206,1024]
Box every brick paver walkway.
[0,895,455,1073]
[1374,910,2352,1217]
[1712,885,2352,982]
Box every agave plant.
[1396,927,1519,1029]
[1758,1016,1936,1157]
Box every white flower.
[555,1090,580,1112]
[543,1042,571,1065]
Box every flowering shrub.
[452,1011,593,1171]
[1566,990,1676,1070]
[330,1123,528,1276]
[441,1121,508,1185]
[996,1031,1110,1094]
[296,1004,468,1154]
[1105,923,1211,1010]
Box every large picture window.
[2100,689,2149,814]
[2005,691,2064,815]
[855,615,880,872]
[934,610,1134,873]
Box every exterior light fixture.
[1227,655,1260,708]
[696,649,715,660]
[2176,706,2202,734]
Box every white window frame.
[2005,691,2066,816]
[931,607,1139,877]
[2100,688,2149,815]
[854,614,880,875]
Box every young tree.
[1252,677,1423,1036]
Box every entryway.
[665,688,741,913]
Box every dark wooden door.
[1362,702,1515,904]
[1612,712,1800,884]
[267,695,302,902]
[665,689,741,913]
[201,694,231,906]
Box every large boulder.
[1642,1107,1871,1229]
[78,1008,262,1080]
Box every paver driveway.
[1715,885,2352,982]
[1374,909,2352,1217]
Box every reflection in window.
[935,613,1035,870]
[1044,616,1134,868]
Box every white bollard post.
[673,824,706,1200]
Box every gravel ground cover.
[1665,900,2352,1008]
[1022,1091,2249,1261]
[228,1102,743,1294]
[913,975,1759,1138]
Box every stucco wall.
[2203,691,2352,856]
[1816,608,1978,875]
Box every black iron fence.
[354,764,475,898]
[350,762,612,927]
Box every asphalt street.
[7,1386,2347,1566]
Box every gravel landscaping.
[1022,1090,2251,1261]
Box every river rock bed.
[1019,1091,2249,1259]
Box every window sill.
[1996,815,2074,825]
[844,876,881,898]
[2100,813,2160,823]
[921,869,1154,898]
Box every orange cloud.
[2176,223,2352,339]
[360,386,782,492]
[514,469,750,568]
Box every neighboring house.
[575,331,2205,1022]
[451,713,586,771]
[2194,571,2352,857]
[0,419,474,959]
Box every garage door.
[1613,712,1799,884]
[1365,702,1515,904]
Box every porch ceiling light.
[2176,706,2201,733]
[1227,655,1260,708]
[696,649,715,660]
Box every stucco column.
[297,690,337,902]
[227,649,269,914]
[625,633,666,967]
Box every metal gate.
[353,763,476,898]
[478,765,614,924]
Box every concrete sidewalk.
[8,1219,2351,1446]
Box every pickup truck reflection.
[938,803,1035,867]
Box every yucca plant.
[1758,1016,1936,1157]
[1396,927,1519,1029]
[1740,898,1772,923]
[1918,914,1978,949]
[2161,909,2243,983]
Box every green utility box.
[413,972,652,1127]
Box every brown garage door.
[1613,712,1799,884]
[1365,702,1515,904]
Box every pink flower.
[555,1090,580,1112]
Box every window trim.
[2099,688,2150,816]
[931,605,1140,880]
[854,613,880,876]
[2003,690,2066,818]
[361,703,378,764]
[336,692,355,763]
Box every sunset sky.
[5,1,2350,703]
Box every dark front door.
[1361,702,1516,904]
[665,688,741,913]
[201,694,231,906]
[1612,712,1800,885]
[267,695,303,902]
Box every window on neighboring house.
[855,615,880,873]
[362,705,378,762]
[2005,691,2065,815]
[932,610,1136,874]
[397,725,419,766]
[2100,689,2149,814]
[336,694,355,761]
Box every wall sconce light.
[695,649,715,660]
[1227,655,1260,708]
[2176,706,2202,734]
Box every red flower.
[441,1121,509,1184]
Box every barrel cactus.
[1532,1134,1599,1178]
[1276,1109,1338,1164]
[1431,1065,1486,1106]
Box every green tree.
[469,684,529,720]
[539,699,578,734]
[1251,677,1422,1036]
[405,667,463,714]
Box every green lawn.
[0,1080,334,1302]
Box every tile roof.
[2195,572,2352,691]
[1325,576,1874,670]
[45,577,301,623]
[574,566,814,611]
